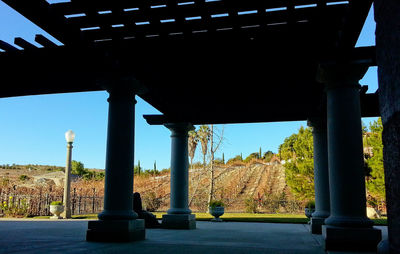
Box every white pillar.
[318,63,381,252]
[162,123,196,229]
[308,117,330,234]
[86,87,145,242]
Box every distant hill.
[0,162,301,213]
[134,161,299,212]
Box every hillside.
[0,162,302,213]
[134,161,299,212]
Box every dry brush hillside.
[135,161,299,212]
[0,162,302,213]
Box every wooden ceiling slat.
[50,0,346,15]
[79,5,344,44]
[65,4,346,31]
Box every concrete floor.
[0,219,388,254]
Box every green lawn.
[31,212,388,225]
[32,214,98,220]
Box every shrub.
[244,153,260,163]
[226,155,243,164]
[1,177,10,186]
[19,175,30,181]
[50,201,63,206]
[142,192,162,212]
[209,200,224,208]
[305,200,315,209]
[1,196,29,217]
[244,197,258,213]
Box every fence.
[0,187,103,217]
[0,186,387,217]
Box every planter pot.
[305,208,315,218]
[209,206,225,222]
[50,205,64,219]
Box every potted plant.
[209,200,225,222]
[50,201,64,219]
[305,200,315,218]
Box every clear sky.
[0,3,378,170]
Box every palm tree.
[197,125,211,169]
[188,129,199,168]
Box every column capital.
[307,117,327,131]
[316,63,369,89]
[164,123,194,136]
[107,87,137,103]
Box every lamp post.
[63,130,75,219]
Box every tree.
[263,151,274,162]
[197,125,211,169]
[134,160,141,176]
[207,124,224,204]
[226,155,243,164]
[189,126,209,208]
[244,152,260,163]
[365,118,385,201]
[188,129,199,168]
[71,160,85,175]
[279,126,314,200]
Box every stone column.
[375,1,400,253]
[86,87,145,242]
[162,123,196,229]
[318,64,381,252]
[308,117,330,234]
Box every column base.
[310,217,325,234]
[86,219,145,242]
[162,214,196,229]
[322,225,382,252]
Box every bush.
[244,153,260,163]
[50,201,63,206]
[1,178,9,186]
[209,200,224,208]
[1,196,29,217]
[213,158,225,165]
[142,192,162,212]
[305,200,315,209]
[19,175,30,181]
[244,197,258,213]
[226,155,243,164]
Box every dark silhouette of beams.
[0,40,18,52]
[35,35,58,48]
[14,37,37,50]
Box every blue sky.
[0,3,378,170]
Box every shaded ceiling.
[0,0,378,124]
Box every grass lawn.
[32,214,98,220]
[31,213,388,225]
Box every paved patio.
[0,219,387,254]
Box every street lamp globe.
[65,130,75,143]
